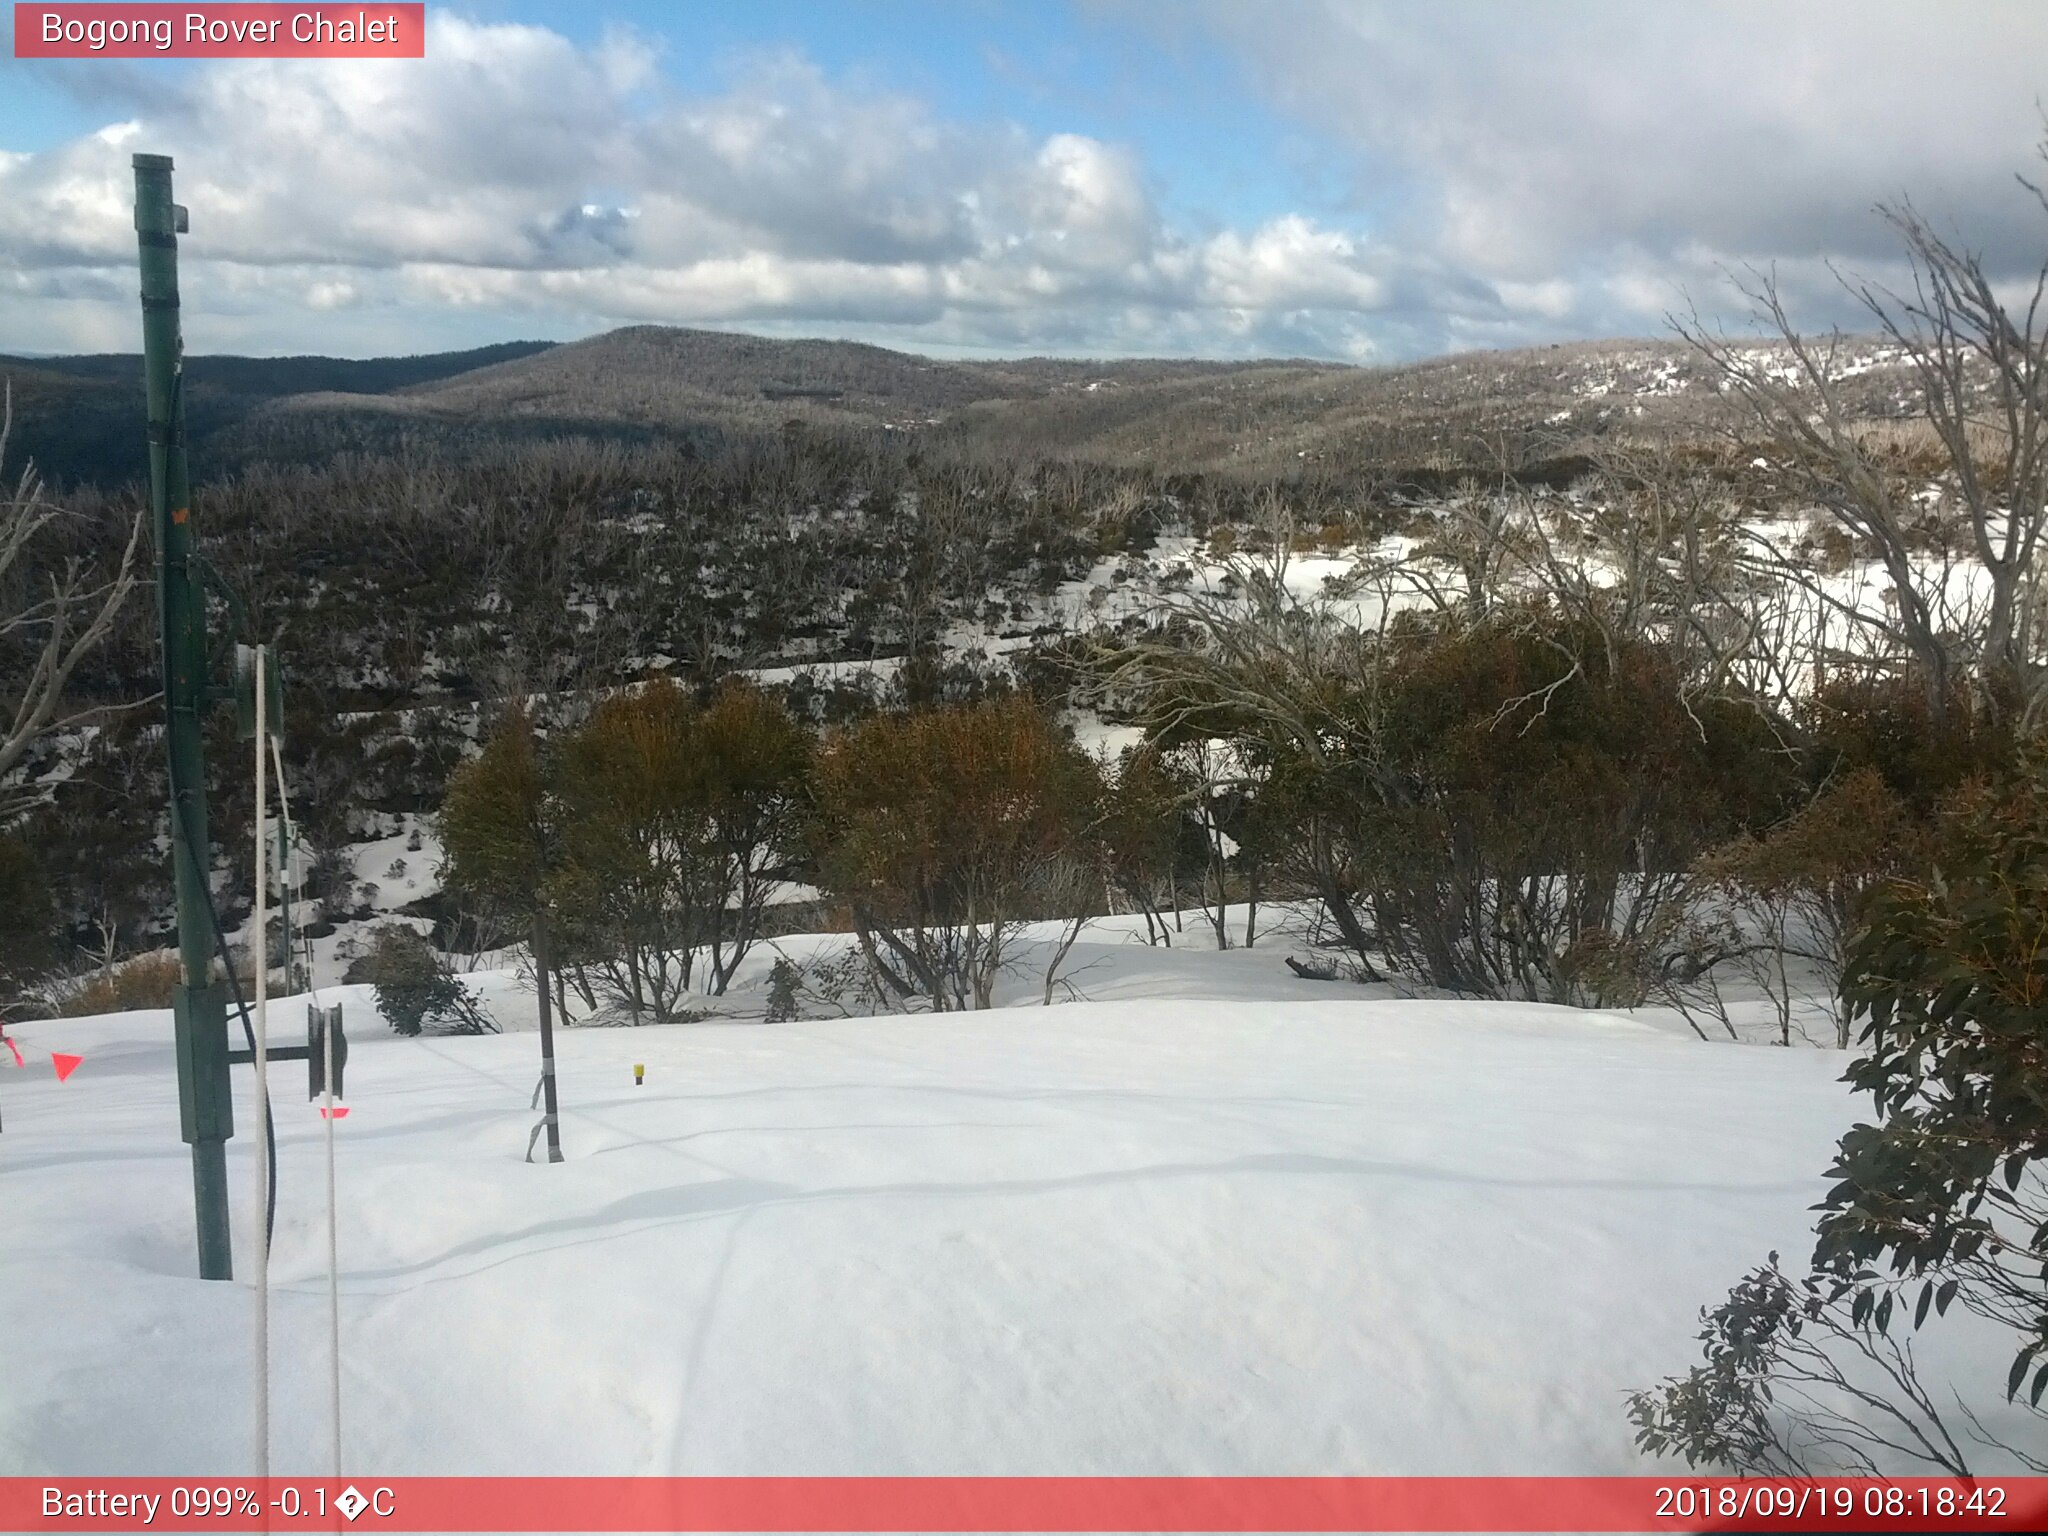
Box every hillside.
[253,330,1738,468]
[0,341,556,486]
[3,325,1926,488]
[249,327,1328,451]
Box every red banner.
[5,1477,2048,1533]
[13,5,425,58]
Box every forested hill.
[2,324,1922,490]
[0,340,557,487]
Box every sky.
[1,1,2045,362]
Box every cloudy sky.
[2,0,2044,362]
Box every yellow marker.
[633,1063,645,1087]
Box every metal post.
[322,1003,343,1477]
[533,915,564,1162]
[252,644,271,1472]
[136,152,235,1281]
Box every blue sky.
[2,2,2044,360]
[2,1,1332,228]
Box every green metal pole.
[135,153,234,1281]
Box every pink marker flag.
[2,1035,22,1068]
[50,1053,83,1082]
[320,1105,350,1119]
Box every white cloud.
[1173,0,2048,342]
[18,5,2016,360]
[1198,217,1388,310]
[0,15,1475,358]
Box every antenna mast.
[135,152,235,1281]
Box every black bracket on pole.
[226,1003,346,1102]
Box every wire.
[171,778,278,1251]
[268,734,324,1009]
[163,361,278,1256]
[251,643,272,1482]
[270,731,344,1480]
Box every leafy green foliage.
[439,705,556,917]
[764,958,801,1024]
[811,696,1102,1009]
[1627,1253,1975,1475]
[1820,750,2048,1405]
[551,679,810,1017]
[357,925,495,1037]
[1632,748,2048,1473]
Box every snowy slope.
[0,955,2030,1479]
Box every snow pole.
[251,643,272,1477]
[322,1002,343,1477]
[136,151,236,1282]
[533,915,564,1162]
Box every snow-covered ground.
[4,927,2032,1479]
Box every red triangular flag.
[51,1053,83,1082]
[319,1105,350,1119]
[2,1034,23,1068]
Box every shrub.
[811,696,1102,1009]
[1824,751,2048,1409]
[1693,768,1924,1046]
[1322,608,1789,1001]
[355,925,494,1036]
[1802,674,2012,816]
[550,678,810,1019]
[55,951,183,1017]
[1631,747,2048,1473]
[764,957,801,1023]
[1099,745,1193,946]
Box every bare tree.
[1675,143,2048,728]
[0,386,144,818]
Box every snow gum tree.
[811,696,1103,1010]
[1632,748,2048,1472]
[438,704,568,1158]
[1098,744,1193,947]
[550,678,809,1019]
[0,387,141,819]
[1678,140,2048,733]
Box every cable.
[270,733,345,1478]
[251,643,272,1481]
[171,778,278,1251]
[164,361,278,1253]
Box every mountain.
[2,325,1924,488]
[229,328,1722,481]
[220,328,1930,481]
[0,341,556,486]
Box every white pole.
[252,644,271,1479]
[323,1005,342,1477]
[269,735,307,993]
[271,726,342,1476]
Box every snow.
[345,815,439,910]
[5,928,2031,1481]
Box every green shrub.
[354,925,494,1036]
[55,952,183,1017]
